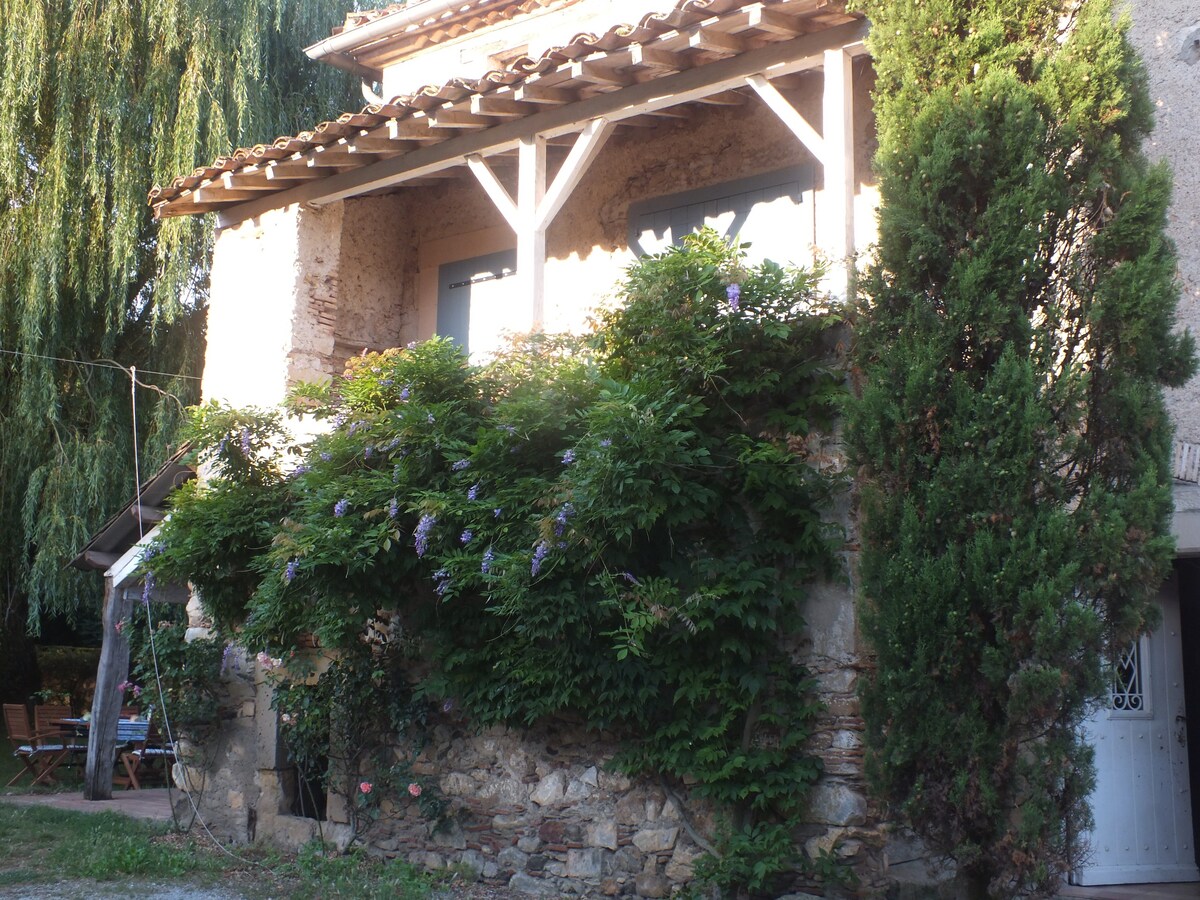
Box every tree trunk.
[84,576,132,800]
[0,595,41,705]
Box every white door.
[1074,583,1200,885]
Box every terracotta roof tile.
[150,0,862,217]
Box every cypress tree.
[0,0,352,700]
[849,1,1195,896]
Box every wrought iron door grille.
[1111,640,1145,712]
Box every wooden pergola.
[150,0,871,315]
[70,451,194,800]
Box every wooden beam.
[690,26,747,56]
[312,145,382,166]
[427,109,492,130]
[534,117,611,231]
[518,135,547,329]
[265,163,340,182]
[220,170,279,191]
[134,505,167,525]
[513,83,576,105]
[630,44,690,72]
[747,6,809,37]
[79,551,120,571]
[571,60,632,87]
[213,20,870,228]
[387,118,446,141]
[471,95,537,118]
[347,133,408,154]
[192,186,265,205]
[822,46,855,294]
[747,73,825,162]
[84,574,132,800]
[466,154,519,229]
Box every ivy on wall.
[146,232,850,894]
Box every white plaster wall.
[1127,4,1200,444]
[203,203,343,410]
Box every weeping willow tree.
[849,0,1194,896]
[0,0,354,701]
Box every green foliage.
[0,0,353,700]
[151,232,848,887]
[849,0,1195,896]
[128,608,224,737]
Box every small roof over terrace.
[150,0,870,316]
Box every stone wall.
[174,571,883,897]
[1127,2,1200,446]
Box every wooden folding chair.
[113,719,162,790]
[3,703,69,787]
[34,704,87,758]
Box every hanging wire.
[123,366,267,867]
[0,346,201,381]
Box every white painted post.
[822,48,855,298]
[517,135,547,330]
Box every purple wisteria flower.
[460,529,474,545]
[481,547,495,574]
[364,446,374,459]
[427,413,436,424]
[467,483,480,501]
[141,572,155,603]
[285,559,299,583]
[320,451,333,462]
[442,698,455,713]
[622,572,640,585]
[433,568,451,596]
[348,420,366,436]
[380,378,393,387]
[599,438,612,448]
[726,283,741,310]
[240,427,251,454]
[562,449,576,465]
[493,507,503,519]
[217,436,228,455]
[399,386,411,401]
[415,514,436,557]
[554,503,575,536]
[451,459,471,472]
[388,498,399,519]
[292,464,310,477]
[531,541,550,577]
[334,498,350,517]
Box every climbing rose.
[408,783,422,798]
[360,782,372,794]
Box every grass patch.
[0,804,436,898]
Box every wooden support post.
[745,74,825,163]
[84,575,133,800]
[517,135,547,330]
[821,47,855,297]
[468,120,611,333]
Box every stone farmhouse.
[144,0,1200,894]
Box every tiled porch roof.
[332,0,561,65]
[148,0,865,222]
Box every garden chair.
[3,703,69,787]
[34,703,87,760]
[114,719,168,790]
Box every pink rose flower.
[408,782,422,798]
[359,781,372,794]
